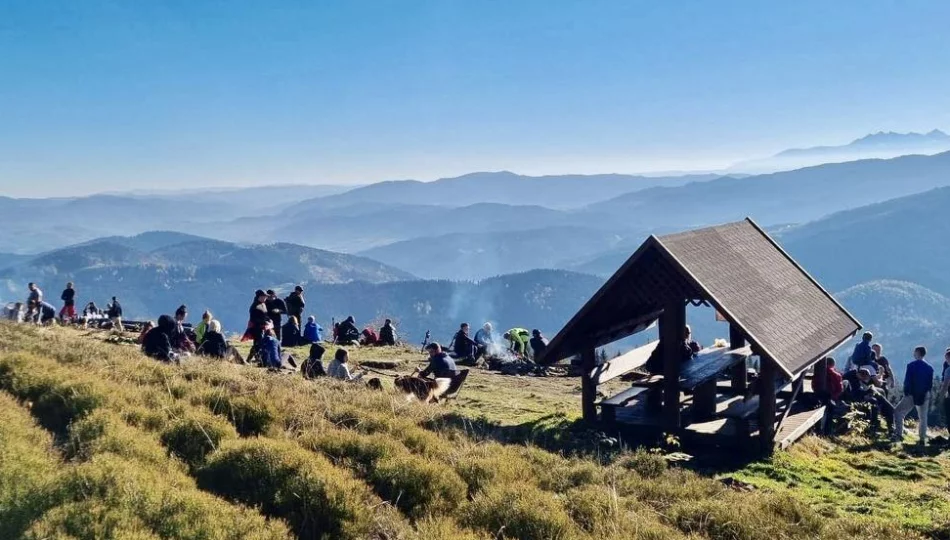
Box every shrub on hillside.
[303,429,404,471]
[672,491,824,540]
[463,484,579,540]
[197,438,378,539]
[453,443,527,496]
[47,454,291,539]
[66,409,184,476]
[0,392,62,538]
[615,448,668,479]
[201,391,276,436]
[370,453,468,519]
[160,411,238,469]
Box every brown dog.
[394,375,439,403]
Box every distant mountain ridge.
[732,129,950,173]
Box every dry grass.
[0,323,939,539]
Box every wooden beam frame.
[661,300,686,429]
[774,375,804,436]
[758,358,777,454]
[581,349,597,422]
[729,324,747,392]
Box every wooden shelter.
[541,218,861,451]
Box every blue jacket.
[261,335,282,368]
[304,321,322,342]
[903,359,934,406]
[851,340,873,366]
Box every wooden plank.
[693,380,717,421]
[679,347,751,390]
[777,406,826,450]
[599,386,645,407]
[589,341,658,385]
[661,301,686,429]
[581,349,597,422]
[773,375,804,436]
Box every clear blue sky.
[2,1,949,197]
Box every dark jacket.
[904,359,935,406]
[285,292,305,318]
[198,331,229,359]
[337,318,359,343]
[452,331,477,358]
[645,340,695,374]
[107,301,123,318]
[851,340,873,367]
[61,288,75,307]
[281,321,303,347]
[248,301,269,327]
[40,302,56,321]
[266,297,287,326]
[420,352,458,379]
[379,323,397,346]
[143,315,176,362]
[530,336,548,358]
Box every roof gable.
[543,218,860,376]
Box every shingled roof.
[542,218,860,377]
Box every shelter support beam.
[661,300,686,429]
[729,324,747,392]
[758,358,777,453]
[581,349,597,422]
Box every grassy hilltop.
[1,323,949,539]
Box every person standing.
[242,290,271,362]
[871,343,895,396]
[940,348,950,436]
[266,290,287,341]
[107,296,124,331]
[60,282,76,322]
[894,346,935,445]
[285,286,306,326]
[530,329,549,362]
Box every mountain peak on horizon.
[849,129,950,146]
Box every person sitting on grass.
[143,315,179,363]
[474,322,494,357]
[137,321,154,345]
[419,342,459,400]
[260,327,283,370]
[303,316,323,343]
[450,323,479,365]
[327,348,364,381]
[281,315,304,347]
[302,343,327,379]
[194,310,213,346]
[172,305,195,353]
[336,316,360,345]
[894,346,935,445]
[378,318,397,346]
[197,320,230,359]
[360,327,378,346]
[871,343,895,396]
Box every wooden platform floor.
[607,389,825,449]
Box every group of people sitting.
[447,322,548,366]
[812,332,937,444]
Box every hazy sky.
[2,1,949,197]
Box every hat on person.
[532,329,541,336]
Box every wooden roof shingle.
[542,218,860,377]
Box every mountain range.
[730,130,950,173]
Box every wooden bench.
[598,386,647,423]
[589,341,658,385]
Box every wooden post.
[729,324,747,393]
[581,349,597,423]
[661,301,686,430]
[758,358,777,453]
[693,381,717,421]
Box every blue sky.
[2,1,949,197]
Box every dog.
[393,375,440,403]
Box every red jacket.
[826,367,843,400]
